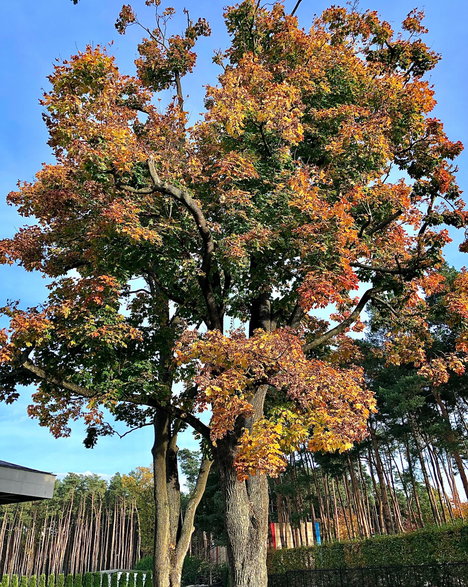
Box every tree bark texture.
[216,384,270,587]
[152,410,213,587]
[152,412,172,587]
[217,434,269,587]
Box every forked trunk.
[168,571,182,587]
[151,410,213,587]
[217,434,269,587]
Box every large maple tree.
[1,2,467,586]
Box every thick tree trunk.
[216,383,270,587]
[217,434,269,587]
[167,432,182,548]
[152,412,172,587]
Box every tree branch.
[372,295,399,317]
[145,270,188,308]
[351,261,413,276]
[147,158,223,330]
[147,159,213,254]
[304,287,378,352]
[22,360,95,398]
[291,0,303,17]
[174,457,213,568]
[22,358,212,442]
[366,210,403,236]
[168,405,212,442]
[119,184,155,195]
[288,303,305,328]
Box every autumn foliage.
[0,1,466,484]
[177,328,374,479]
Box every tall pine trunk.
[432,391,468,500]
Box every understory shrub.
[181,557,228,587]
[133,555,227,586]
[132,557,152,572]
[267,521,468,574]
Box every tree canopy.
[0,2,466,584]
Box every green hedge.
[267,521,468,574]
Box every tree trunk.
[216,384,270,587]
[405,438,424,527]
[152,411,172,587]
[217,434,269,587]
[433,391,468,500]
[411,420,441,524]
[169,458,213,586]
[151,409,213,587]
[369,427,395,533]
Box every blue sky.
[0,0,467,478]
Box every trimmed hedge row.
[0,573,151,587]
[267,522,468,574]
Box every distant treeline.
[0,474,141,576]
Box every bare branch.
[114,421,153,439]
[291,0,303,17]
